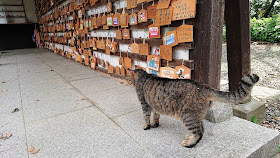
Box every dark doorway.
[0,23,37,51]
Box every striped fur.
[131,69,259,148]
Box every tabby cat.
[129,69,259,148]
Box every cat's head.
[127,68,146,85]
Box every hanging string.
[143,29,146,44]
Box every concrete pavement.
[0,48,279,158]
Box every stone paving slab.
[113,110,280,158]
[22,88,93,123]
[20,77,72,97]
[25,107,151,158]
[70,75,123,93]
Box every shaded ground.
[221,43,280,91]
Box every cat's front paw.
[142,124,151,130]
[151,122,159,128]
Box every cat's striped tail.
[209,74,259,104]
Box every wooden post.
[189,0,225,89]
[225,0,251,91]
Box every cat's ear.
[127,68,136,78]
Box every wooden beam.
[225,0,251,91]
[189,0,225,89]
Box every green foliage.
[250,15,280,42]
[250,0,280,19]
[252,116,258,124]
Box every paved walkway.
[0,49,279,158]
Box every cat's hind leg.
[141,101,152,130]
[151,112,160,128]
[181,115,204,148]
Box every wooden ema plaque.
[107,14,113,26]
[84,52,90,66]
[147,5,157,19]
[122,29,130,39]
[137,0,146,4]
[97,16,102,27]
[102,14,107,25]
[129,13,138,25]
[105,46,111,55]
[105,61,109,68]
[115,66,120,74]
[96,40,101,49]
[138,9,148,23]
[147,55,160,71]
[127,0,137,9]
[172,0,197,21]
[176,24,193,43]
[107,2,112,13]
[116,30,122,40]
[100,40,106,49]
[119,57,124,65]
[160,67,177,79]
[157,0,171,9]
[113,13,120,26]
[131,43,139,54]
[148,24,160,38]
[124,57,132,69]
[155,7,173,26]
[120,13,128,28]
[108,65,114,74]
[139,43,150,56]
[103,25,109,29]
[175,66,191,79]
[92,16,97,26]
[121,66,126,76]
[163,31,178,47]
[160,45,172,61]
[91,57,97,69]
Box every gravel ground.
[221,43,280,132]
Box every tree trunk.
[263,0,277,18]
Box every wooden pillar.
[225,0,251,91]
[189,0,225,89]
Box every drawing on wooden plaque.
[148,24,160,38]
[107,15,113,26]
[156,0,171,9]
[175,65,191,79]
[147,55,160,71]
[160,45,172,61]
[176,24,193,43]
[160,67,177,79]
[155,7,173,26]
[138,9,148,23]
[91,57,97,69]
[122,29,130,39]
[107,2,112,13]
[163,31,178,47]
[147,4,157,19]
[129,13,138,25]
[113,13,120,26]
[172,0,197,21]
